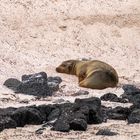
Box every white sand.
[0,0,140,139]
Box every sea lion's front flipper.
[78,69,87,82]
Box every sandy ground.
[0,0,140,139]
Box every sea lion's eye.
[62,64,66,67]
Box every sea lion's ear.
[64,61,72,72]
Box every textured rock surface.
[72,90,89,96]
[1,95,140,133]
[100,93,128,103]
[121,84,140,103]
[3,72,62,97]
[0,97,103,132]
[107,106,131,120]
[128,109,140,124]
[96,129,118,136]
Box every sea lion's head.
[56,60,77,74]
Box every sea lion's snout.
[56,66,62,72]
[56,65,67,73]
[55,67,59,72]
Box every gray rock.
[96,129,118,136]
[128,109,140,123]
[72,90,89,96]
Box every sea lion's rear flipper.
[79,70,118,89]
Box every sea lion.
[56,60,119,89]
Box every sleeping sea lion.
[56,60,119,89]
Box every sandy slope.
[0,0,140,139]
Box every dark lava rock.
[131,94,140,108]
[17,72,52,96]
[72,90,89,96]
[101,106,112,122]
[75,97,101,111]
[100,93,118,101]
[121,84,140,103]
[2,97,137,133]
[100,93,128,103]
[11,106,44,127]
[75,97,103,124]
[47,82,59,92]
[107,106,131,120]
[47,108,60,121]
[128,109,140,123]
[0,107,17,131]
[22,72,47,81]
[51,103,75,132]
[47,76,62,84]
[0,98,101,132]
[0,116,17,131]
[50,98,103,132]
[3,72,62,97]
[0,102,87,132]
[47,76,62,92]
[70,119,87,131]
[96,129,118,136]
[0,107,17,116]
[122,84,140,94]
[52,119,70,132]
[3,78,21,91]
[37,104,55,120]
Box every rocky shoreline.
[1,72,140,135]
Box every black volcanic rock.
[3,78,21,91]
[122,84,140,94]
[17,72,52,96]
[72,90,89,96]
[100,93,128,103]
[11,106,44,127]
[47,76,62,92]
[121,84,140,103]
[75,97,103,124]
[47,76,62,84]
[0,107,17,132]
[3,72,62,97]
[70,119,87,131]
[0,116,17,131]
[47,108,60,121]
[101,105,112,122]
[37,104,56,121]
[128,109,140,124]
[52,119,70,132]
[1,95,140,133]
[100,93,118,101]
[131,94,140,108]
[0,107,17,116]
[96,129,118,136]
[21,72,47,81]
[0,97,104,132]
[107,106,131,120]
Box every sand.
[0,0,140,139]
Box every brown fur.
[56,60,119,89]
